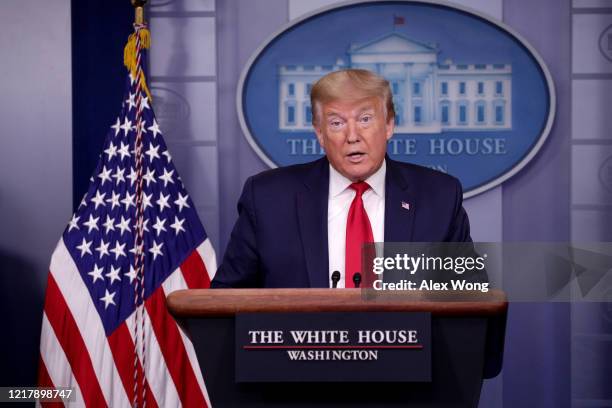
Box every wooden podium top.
[167,288,507,318]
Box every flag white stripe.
[163,269,211,406]
[125,306,182,408]
[196,239,217,281]
[40,313,86,406]
[161,265,187,294]
[49,239,131,407]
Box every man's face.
[314,97,394,182]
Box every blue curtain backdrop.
[71,0,133,210]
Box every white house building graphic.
[278,32,512,133]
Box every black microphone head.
[352,272,362,288]
[331,270,341,288]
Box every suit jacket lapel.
[384,158,416,242]
[297,158,330,288]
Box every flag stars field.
[136,119,147,136]
[145,142,160,162]
[140,95,150,111]
[175,192,190,212]
[112,167,126,184]
[103,216,116,233]
[99,289,116,309]
[116,216,131,235]
[91,190,106,209]
[106,191,121,210]
[143,192,153,210]
[170,216,185,235]
[83,214,100,233]
[106,266,122,284]
[117,142,131,160]
[105,142,118,160]
[121,192,135,211]
[120,117,132,136]
[98,166,112,185]
[95,239,110,258]
[156,192,170,212]
[125,92,137,111]
[110,241,126,260]
[88,264,104,284]
[127,167,137,186]
[148,118,161,138]
[149,241,164,261]
[68,215,79,232]
[143,168,156,186]
[159,168,174,187]
[125,265,138,284]
[152,217,167,236]
[111,118,121,136]
[76,238,92,257]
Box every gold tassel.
[123,28,153,102]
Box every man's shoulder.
[247,158,326,190]
[387,158,461,194]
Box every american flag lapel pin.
[401,201,410,211]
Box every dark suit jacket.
[212,157,479,288]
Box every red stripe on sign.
[44,274,107,408]
[243,345,424,350]
[145,287,208,407]
[180,248,210,289]
[107,323,158,408]
[37,355,64,408]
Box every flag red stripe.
[145,287,208,408]
[37,355,65,408]
[37,354,55,388]
[44,274,107,408]
[180,248,210,289]
[107,323,159,408]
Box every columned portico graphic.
[278,33,512,134]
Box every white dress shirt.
[327,160,386,288]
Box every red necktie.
[345,182,374,288]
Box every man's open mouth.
[347,152,365,162]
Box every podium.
[167,289,507,407]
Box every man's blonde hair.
[310,69,395,125]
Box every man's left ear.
[385,116,395,140]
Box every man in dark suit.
[212,69,481,288]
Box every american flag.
[38,27,215,407]
[393,15,405,26]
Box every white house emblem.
[598,24,612,62]
[238,1,555,198]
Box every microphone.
[352,272,362,288]
[331,271,341,288]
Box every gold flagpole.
[131,0,148,25]
[129,2,149,407]
[125,0,152,101]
